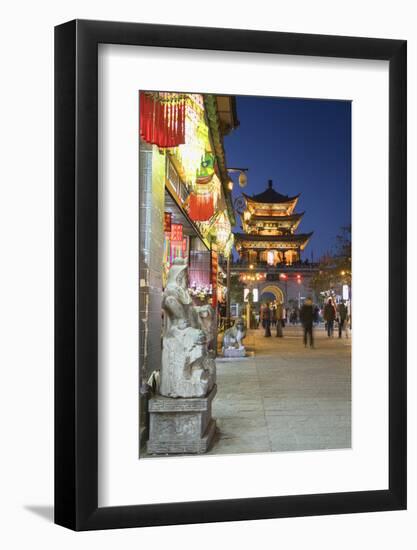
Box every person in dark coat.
[276,302,284,337]
[262,302,271,337]
[337,300,348,338]
[300,297,314,348]
[271,305,277,327]
[323,298,337,337]
[313,305,320,325]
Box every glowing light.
[227,180,234,191]
[341,270,346,276]
[249,264,254,269]
[343,285,349,300]
[238,172,247,188]
[280,273,287,280]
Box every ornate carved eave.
[235,232,313,251]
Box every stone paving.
[209,324,351,455]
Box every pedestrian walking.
[271,305,277,327]
[260,303,266,328]
[341,310,350,338]
[300,297,314,348]
[323,298,336,337]
[276,301,284,337]
[295,306,300,324]
[337,300,348,338]
[262,302,271,337]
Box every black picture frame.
[55,19,407,531]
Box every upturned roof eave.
[234,231,313,242]
[244,211,305,222]
[242,191,301,205]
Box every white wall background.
[0,0,415,548]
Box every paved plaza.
[210,324,351,455]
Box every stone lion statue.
[222,318,246,351]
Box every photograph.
[139,91,352,457]
[0,0,411,543]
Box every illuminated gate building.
[233,179,317,307]
[235,179,312,266]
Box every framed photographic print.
[55,20,406,530]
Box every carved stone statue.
[222,318,246,357]
[193,304,216,356]
[159,258,216,398]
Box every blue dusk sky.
[224,95,351,260]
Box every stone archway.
[259,284,284,304]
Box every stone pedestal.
[223,347,246,358]
[147,385,217,455]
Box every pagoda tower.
[235,179,312,266]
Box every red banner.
[164,212,172,234]
[170,223,183,242]
[182,237,188,254]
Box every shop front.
[138,91,239,442]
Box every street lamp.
[227,167,249,188]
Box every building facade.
[138,91,239,442]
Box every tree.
[334,225,351,277]
[228,273,245,304]
[310,225,351,302]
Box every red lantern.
[139,92,186,148]
[188,183,215,221]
